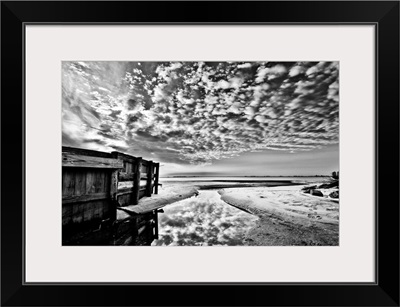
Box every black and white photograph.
[3,0,399,305]
[62,61,339,246]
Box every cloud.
[62,61,339,165]
[237,63,252,69]
[289,65,306,77]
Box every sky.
[62,61,339,176]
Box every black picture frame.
[1,1,399,306]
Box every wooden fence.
[62,146,160,245]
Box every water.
[151,177,327,246]
[159,176,326,183]
[151,190,258,246]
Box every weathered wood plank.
[140,165,147,174]
[62,170,76,196]
[133,158,142,204]
[118,181,133,190]
[146,161,153,196]
[62,205,73,225]
[64,200,110,227]
[125,162,133,173]
[117,193,133,207]
[104,171,110,193]
[154,163,160,194]
[83,202,94,222]
[62,152,123,169]
[153,210,158,239]
[71,203,84,224]
[94,171,105,193]
[119,172,135,181]
[63,146,112,158]
[74,170,86,196]
[110,151,137,163]
[93,201,103,219]
[116,189,134,197]
[85,171,95,194]
[110,169,119,220]
[62,192,108,204]
[119,187,198,215]
[137,224,147,236]
[110,171,118,197]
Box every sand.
[219,185,339,246]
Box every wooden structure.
[62,146,160,245]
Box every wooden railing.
[62,146,160,245]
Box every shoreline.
[219,185,339,246]
[127,179,338,246]
[119,180,304,218]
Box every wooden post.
[133,158,142,205]
[153,210,158,240]
[146,219,152,245]
[109,153,121,222]
[110,170,119,218]
[146,161,153,197]
[132,217,139,245]
[154,163,159,194]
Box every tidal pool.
[151,190,258,246]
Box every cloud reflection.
[152,190,258,246]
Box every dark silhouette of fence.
[62,146,160,245]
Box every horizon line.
[160,175,332,178]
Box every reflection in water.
[152,190,258,246]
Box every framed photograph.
[1,1,399,306]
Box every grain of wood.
[140,165,147,174]
[117,188,134,196]
[110,170,118,197]
[117,193,134,207]
[154,211,158,239]
[118,172,135,181]
[71,203,84,224]
[103,171,110,193]
[83,202,93,222]
[118,181,134,190]
[85,171,96,194]
[94,171,104,193]
[146,161,153,196]
[154,163,159,194]
[62,170,76,196]
[126,162,133,173]
[62,192,108,204]
[120,187,198,214]
[62,152,123,169]
[74,170,86,196]
[133,159,142,204]
[62,205,73,225]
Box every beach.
[219,185,339,246]
[151,177,339,246]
